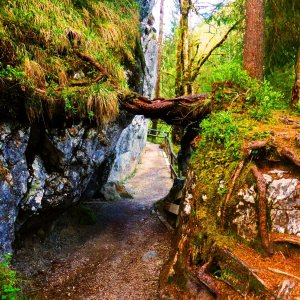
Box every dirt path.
[15,142,174,300]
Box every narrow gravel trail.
[20,142,174,300]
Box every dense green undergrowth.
[0,255,20,300]
[0,0,140,125]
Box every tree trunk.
[173,0,191,145]
[155,0,165,98]
[291,48,300,108]
[175,15,184,97]
[152,0,165,142]
[243,0,265,81]
[175,0,190,97]
[181,0,190,96]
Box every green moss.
[0,0,140,125]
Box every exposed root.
[280,147,300,167]
[186,255,221,298]
[251,165,273,255]
[280,116,300,125]
[221,159,245,228]
[195,269,221,299]
[271,232,300,247]
[73,49,117,86]
[121,93,210,126]
[243,140,267,155]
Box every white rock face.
[107,115,148,183]
[24,156,47,211]
[233,185,257,241]
[233,168,300,240]
[267,177,300,236]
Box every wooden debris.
[251,166,273,255]
[164,202,180,215]
[221,248,269,291]
[281,147,300,167]
[244,140,267,155]
[196,269,221,299]
[186,256,221,298]
[271,232,300,247]
[268,268,300,281]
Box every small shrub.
[246,80,285,120]
[0,254,20,300]
[200,111,242,160]
[200,111,238,148]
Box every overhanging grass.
[0,0,140,126]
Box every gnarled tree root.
[280,147,300,167]
[251,165,273,255]
[271,232,300,247]
[186,255,221,298]
[221,159,245,228]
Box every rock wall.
[0,115,131,254]
[0,0,158,255]
[102,0,158,197]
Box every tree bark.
[181,0,190,96]
[120,92,210,126]
[243,0,265,81]
[175,0,191,97]
[155,0,165,98]
[151,0,165,143]
[291,48,300,108]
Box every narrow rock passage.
[20,142,174,300]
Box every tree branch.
[190,20,241,83]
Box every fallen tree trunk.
[120,92,210,126]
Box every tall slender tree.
[151,0,165,141]
[155,0,165,98]
[175,0,192,97]
[243,0,265,81]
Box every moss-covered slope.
[161,81,300,299]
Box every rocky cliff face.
[0,0,158,255]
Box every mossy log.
[120,92,210,126]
